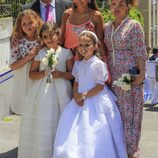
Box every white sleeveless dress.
[18,46,73,158]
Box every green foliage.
[96,0,144,26]
[99,8,114,23]
[96,0,102,8]
[0,0,33,19]
[129,8,144,26]
[100,8,144,26]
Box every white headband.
[80,30,99,42]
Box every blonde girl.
[9,9,43,115]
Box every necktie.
[45,4,53,22]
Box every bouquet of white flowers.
[42,48,58,83]
[113,73,132,91]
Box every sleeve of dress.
[94,62,108,85]
[34,50,42,61]
[66,49,73,60]
[72,61,79,82]
[9,39,20,64]
[131,21,148,60]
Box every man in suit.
[23,0,72,26]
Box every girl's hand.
[26,53,35,61]
[29,46,40,55]
[27,46,41,61]
[74,93,83,103]
[77,100,84,106]
[51,70,62,78]
[132,74,144,86]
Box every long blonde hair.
[11,9,43,41]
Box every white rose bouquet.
[42,48,58,83]
[113,73,132,91]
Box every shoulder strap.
[66,8,73,22]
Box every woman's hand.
[132,74,144,86]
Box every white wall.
[0,17,13,120]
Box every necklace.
[75,8,90,16]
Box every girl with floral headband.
[53,31,127,158]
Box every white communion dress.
[53,56,128,158]
[18,46,73,158]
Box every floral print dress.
[10,37,39,115]
[104,17,147,155]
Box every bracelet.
[82,91,88,100]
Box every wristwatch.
[82,91,88,100]
[82,95,86,100]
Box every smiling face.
[78,35,97,60]
[110,0,129,20]
[73,0,89,8]
[41,29,60,49]
[21,15,37,38]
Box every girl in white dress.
[18,22,74,158]
[53,31,127,158]
[9,9,43,115]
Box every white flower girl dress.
[53,56,127,158]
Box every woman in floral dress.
[104,0,147,158]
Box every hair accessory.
[81,30,98,42]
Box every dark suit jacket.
[23,0,72,26]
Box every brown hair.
[109,0,138,8]
[39,21,61,38]
[73,0,99,11]
[125,0,138,7]
[11,9,43,41]
[79,31,103,59]
[79,31,98,45]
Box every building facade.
[139,0,158,49]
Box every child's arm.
[73,81,84,106]
[73,80,104,105]
[29,59,47,80]
[74,83,104,103]
[10,47,39,70]
[10,55,33,70]
[51,58,74,80]
[81,84,104,100]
